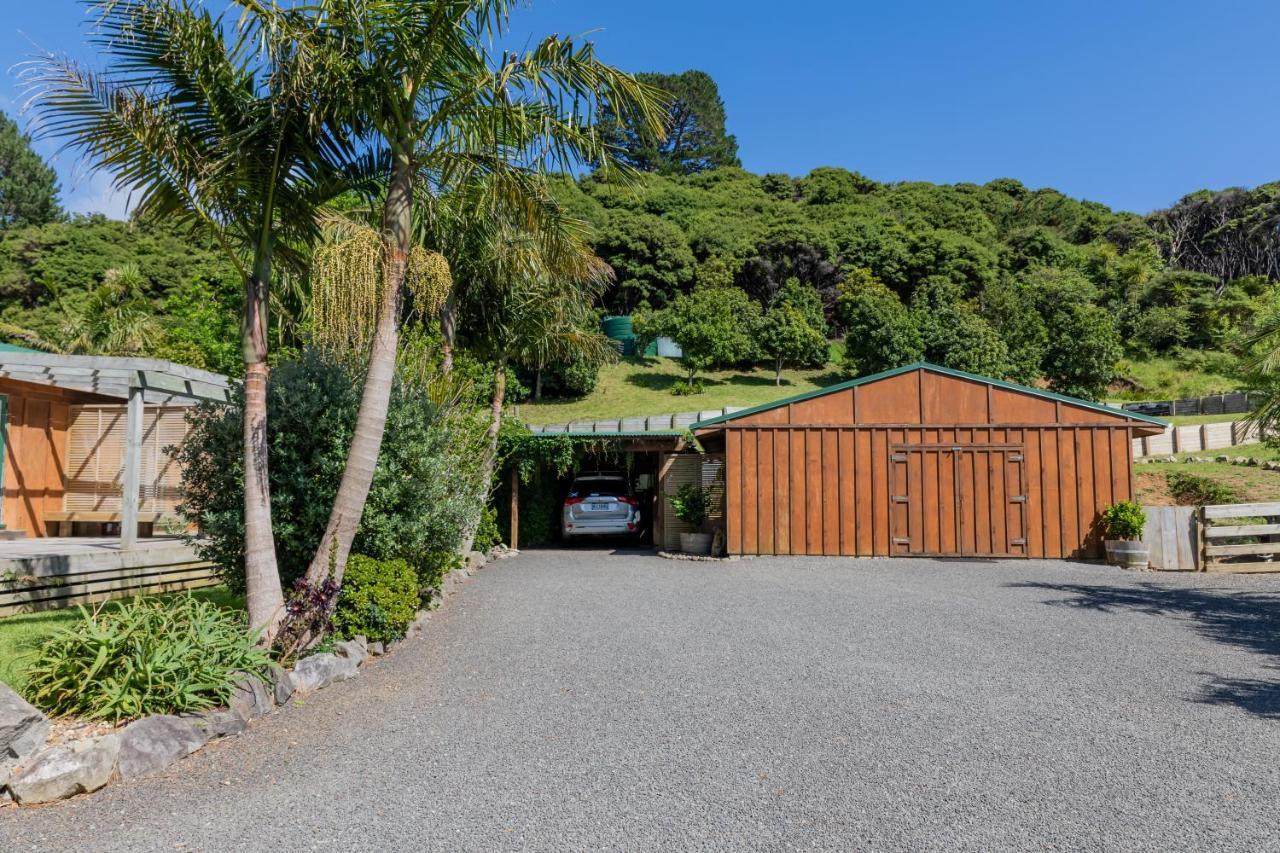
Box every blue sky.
[3,0,1277,218]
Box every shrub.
[473,506,502,553]
[414,550,463,605]
[671,379,705,396]
[670,483,709,527]
[174,349,490,594]
[1165,471,1237,506]
[634,286,761,386]
[1101,501,1147,540]
[332,555,419,644]
[25,595,269,722]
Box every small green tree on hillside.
[758,304,826,385]
[635,287,761,389]
[0,111,61,228]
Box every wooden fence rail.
[0,541,217,616]
[1200,501,1280,574]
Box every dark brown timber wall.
[718,368,1144,560]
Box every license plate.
[586,502,614,512]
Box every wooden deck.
[0,537,218,615]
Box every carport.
[691,362,1166,559]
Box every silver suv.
[562,474,641,541]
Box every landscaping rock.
[465,550,487,571]
[9,735,119,804]
[352,635,368,654]
[368,641,386,656]
[188,709,248,740]
[409,610,432,636]
[229,674,273,720]
[0,683,50,785]
[1216,455,1230,462]
[266,663,295,706]
[290,653,358,693]
[117,715,208,780]
[333,639,367,666]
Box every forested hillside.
[546,167,1278,400]
[1,93,1278,403]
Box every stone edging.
[0,546,517,806]
[656,550,751,562]
[1136,454,1280,470]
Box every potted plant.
[670,483,712,555]
[1102,500,1149,570]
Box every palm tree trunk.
[303,154,413,587]
[440,292,456,374]
[242,255,285,643]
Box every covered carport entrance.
[499,431,686,549]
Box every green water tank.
[601,316,634,340]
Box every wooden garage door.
[890,445,1028,557]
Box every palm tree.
[247,0,666,591]
[28,0,352,642]
[58,265,162,355]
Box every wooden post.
[509,466,519,550]
[120,384,144,550]
[1196,506,1206,572]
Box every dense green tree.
[758,303,826,384]
[837,275,923,377]
[797,167,878,205]
[598,70,739,175]
[910,277,1009,377]
[980,278,1048,384]
[772,277,828,338]
[595,211,695,313]
[0,111,61,228]
[635,287,761,386]
[1042,303,1122,400]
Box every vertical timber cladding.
[714,365,1163,559]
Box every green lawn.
[517,355,847,425]
[0,586,240,696]
[1165,413,1250,426]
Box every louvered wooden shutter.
[65,405,192,514]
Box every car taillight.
[617,496,638,506]
[564,496,584,506]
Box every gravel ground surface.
[3,550,1279,852]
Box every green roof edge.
[690,362,1170,430]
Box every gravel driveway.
[3,550,1279,852]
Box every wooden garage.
[691,363,1166,560]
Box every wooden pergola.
[0,351,230,548]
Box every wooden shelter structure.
[690,363,1166,559]
[0,347,229,547]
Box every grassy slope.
[517,356,846,424]
[1134,443,1280,506]
[1109,356,1243,401]
[0,587,240,695]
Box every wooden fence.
[1141,506,1199,571]
[1121,392,1257,418]
[0,540,217,616]
[1200,502,1280,574]
[1132,419,1260,458]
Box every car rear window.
[569,478,628,498]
